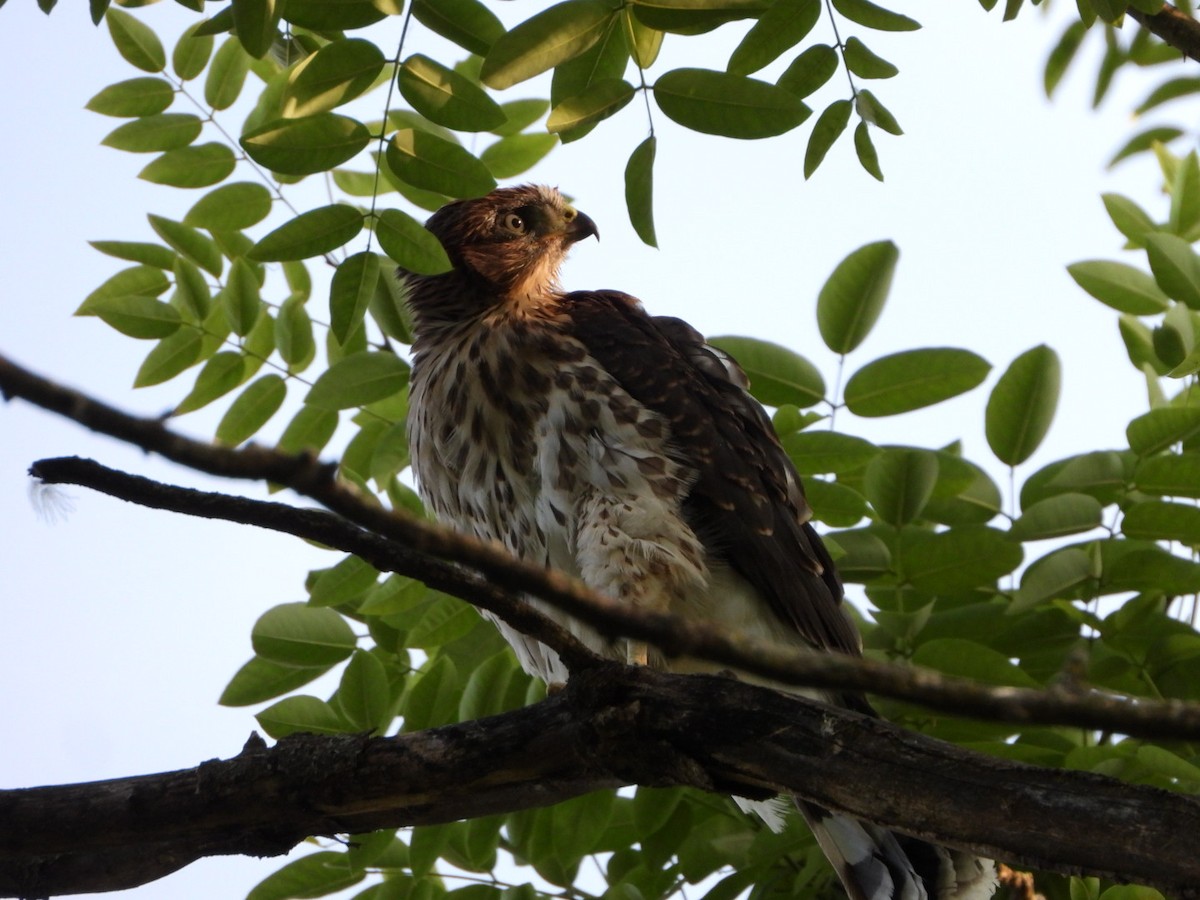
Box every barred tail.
[796,801,996,900]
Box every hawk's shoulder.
[560,290,862,661]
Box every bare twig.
[27,453,1200,742]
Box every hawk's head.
[422,184,598,301]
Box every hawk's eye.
[502,213,526,234]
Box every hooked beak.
[565,209,599,244]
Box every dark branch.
[1130,3,1200,64]
[2,665,1198,899]
[26,453,1200,743]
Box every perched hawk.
[403,184,995,900]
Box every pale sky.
[0,3,1182,898]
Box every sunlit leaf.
[283,38,386,117]
[386,128,496,198]
[481,133,559,179]
[400,54,506,132]
[232,0,282,58]
[241,113,371,176]
[547,79,635,133]
[481,0,615,90]
[413,0,505,57]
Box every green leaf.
[862,447,938,526]
[830,0,920,30]
[653,68,811,139]
[386,129,497,198]
[376,208,454,275]
[901,526,1023,593]
[854,120,883,180]
[102,113,203,152]
[1102,194,1157,246]
[139,143,236,188]
[826,528,892,581]
[331,251,381,345]
[184,182,274,230]
[481,0,615,90]
[492,99,552,136]
[624,8,665,67]
[205,36,251,110]
[985,345,1061,466]
[1122,500,1200,545]
[781,431,879,475]
[1169,151,1200,240]
[1127,407,1200,456]
[855,89,902,135]
[219,655,331,707]
[1039,451,1129,505]
[1136,76,1200,115]
[1067,261,1170,315]
[277,404,340,456]
[407,594,479,648]
[241,113,371,176]
[778,44,838,99]
[1145,233,1200,309]
[283,39,387,117]
[625,136,658,248]
[86,77,175,117]
[816,240,898,354]
[91,295,182,340]
[805,478,868,526]
[255,696,349,739]
[307,351,410,409]
[481,133,560,179]
[249,204,364,262]
[284,0,387,29]
[1109,127,1184,168]
[403,655,461,731]
[173,20,214,81]
[106,8,166,73]
[173,257,211,319]
[89,240,177,270]
[217,258,260,337]
[726,0,819,76]
[232,0,282,58]
[1044,20,1086,97]
[78,265,171,313]
[804,99,852,178]
[276,298,317,372]
[216,375,286,444]
[911,638,1038,687]
[843,348,990,417]
[1011,547,1097,613]
[548,79,635,133]
[1136,743,1200,788]
[1009,493,1103,541]
[400,54,506,132]
[413,0,505,57]
[252,602,357,667]
[149,214,223,276]
[134,327,204,387]
[459,652,518,721]
[336,650,391,732]
[174,351,247,415]
[843,37,898,78]
[706,336,824,407]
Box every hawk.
[402,184,995,900]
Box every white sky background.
[0,2,1184,898]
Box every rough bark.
[2,665,1198,899]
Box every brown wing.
[563,290,863,660]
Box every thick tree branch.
[1130,3,1200,64]
[2,665,1198,899]
[24,449,1200,743]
